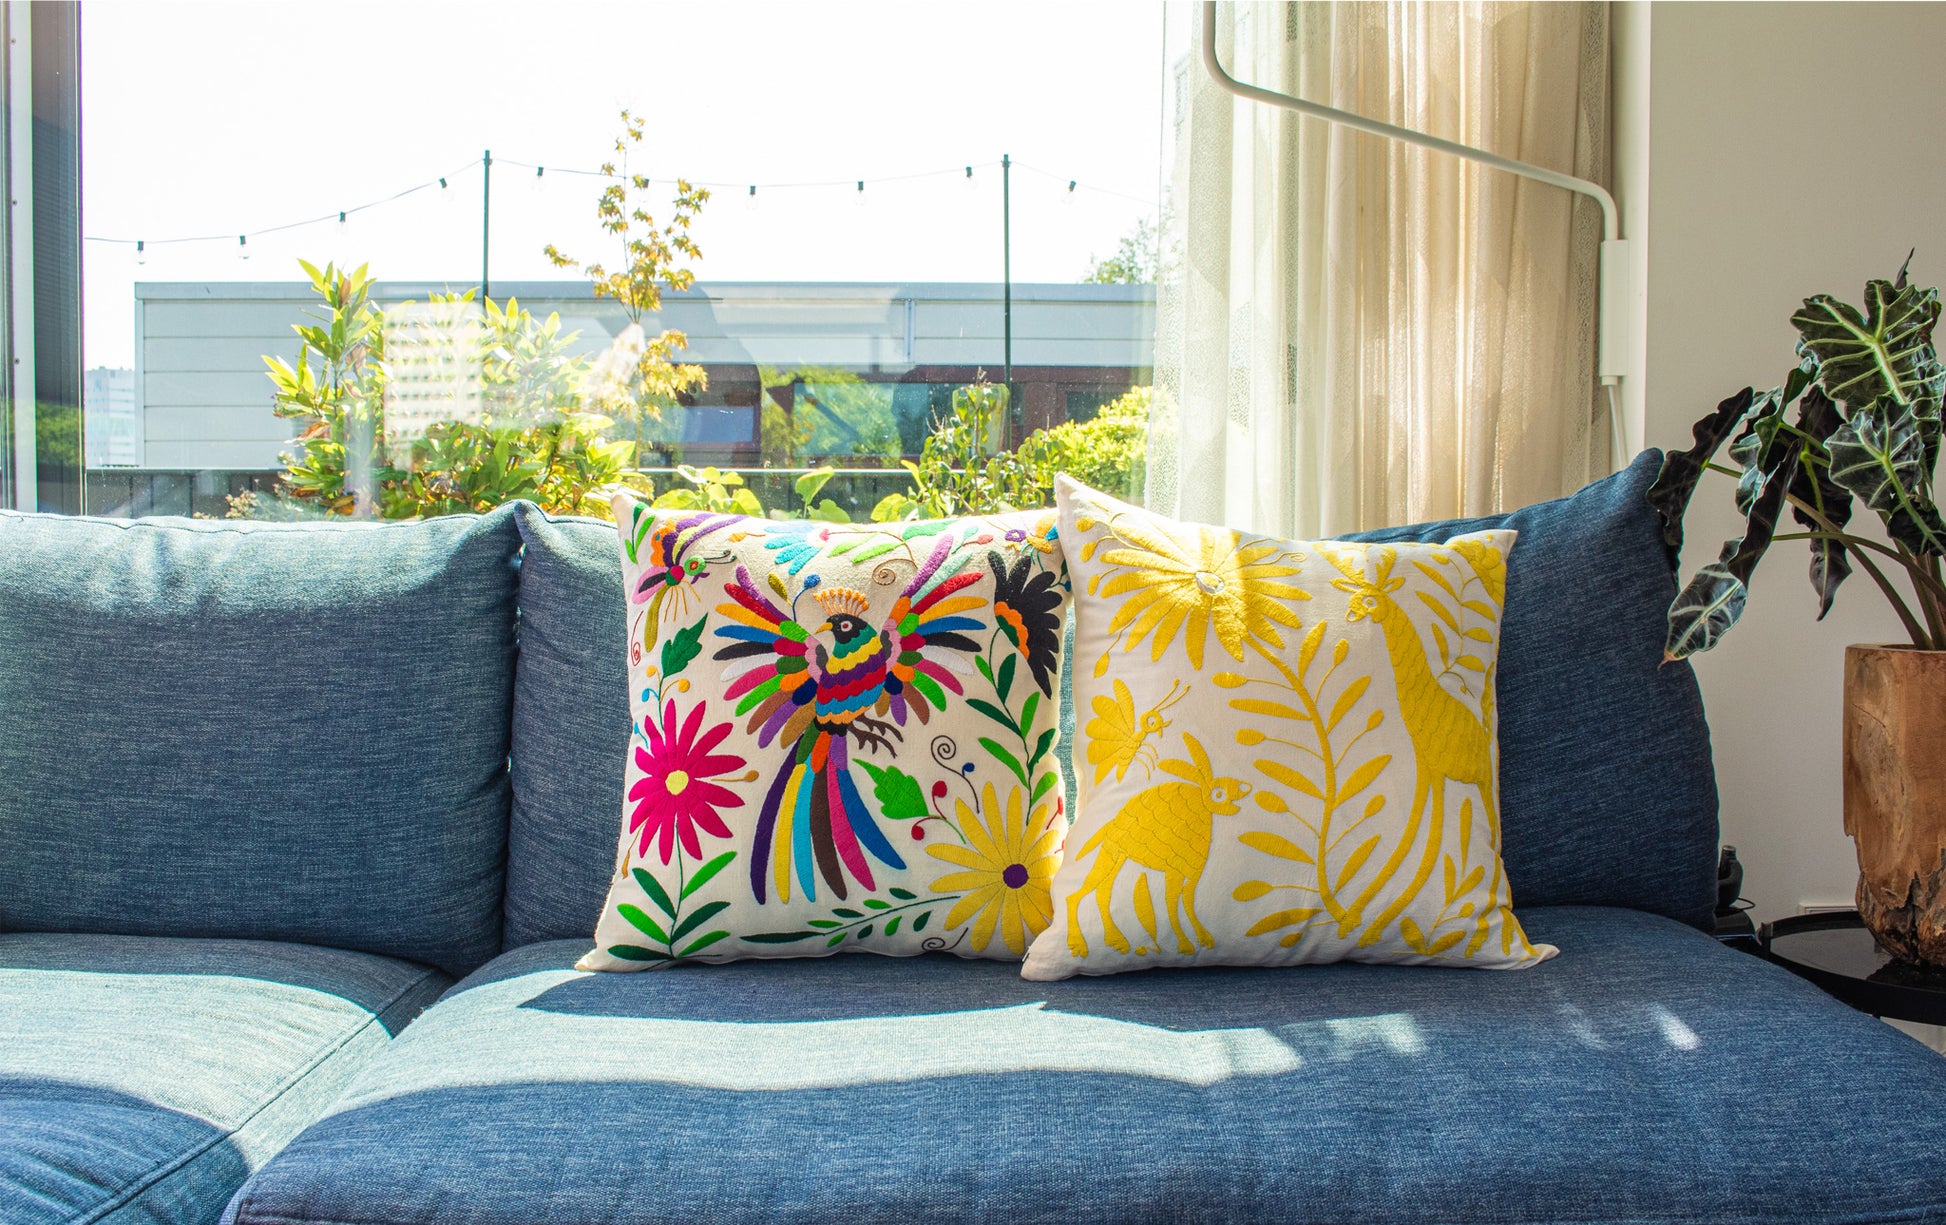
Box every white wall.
[1620,2,1946,927]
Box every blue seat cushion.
[228,907,1946,1224]
[0,508,522,975]
[0,933,447,1225]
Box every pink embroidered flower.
[629,700,747,863]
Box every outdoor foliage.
[1030,385,1150,499]
[872,380,1051,520]
[544,109,710,432]
[1650,255,1946,657]
[259,260,648,520]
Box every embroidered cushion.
[1023,477,1555,980]
[579,498,1071,970]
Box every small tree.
[1083,216,1165,285]
[544,109,711,434]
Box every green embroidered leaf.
[1031,771,1058,805]
[913,909,932,932]
[678,930,733,957]
[889,886,917,901]
[1018,690,1040,735]
[660,614,708,679]
[1792,273,1944,412]
[997,653,1017,702]
[605,944,668,962]
[863,898,892,910]
[979,737,1029,786]
[857,924,874,940]
[885,916,901,936]
[807,919,840,929]
[975,655,995,685]
[745,930,822,944]
[825,932,847,947]
[618,904,670,945]
[1029,728,1056,768]
[831,907,865,919]
[859,761,929,821]
[965,697,1016,733]
[670,900,731,945]
[1647,386,1758,559]
[632,867,677,918]
[680,851,737,900]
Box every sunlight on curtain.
[1148,1,1611,538]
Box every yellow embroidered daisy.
[928,782,1061,955]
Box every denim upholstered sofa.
[6,452,1946,1225]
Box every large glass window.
[73,2,1166,520]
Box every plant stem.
[1901,543,1946,647]
[1775,532,1933,647]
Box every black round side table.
[1760,910,1946,1024]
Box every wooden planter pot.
[1845,643,1946,966]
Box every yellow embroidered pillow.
[1022,477,1556,981]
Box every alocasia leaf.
[1791,275,1943,413]
[1647,386,1755,559]
[1784,387,1855,618]
[1665,443,1802,661]
[1825,397,1946,556]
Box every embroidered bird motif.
[713,531,989,903]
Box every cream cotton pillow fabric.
[581,498,1071,970]
[1022,477,1555,981]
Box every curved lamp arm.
[1197,0,1636,423]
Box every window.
[52,2,1167,520]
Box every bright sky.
[80,1,1168,368]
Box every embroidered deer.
[1065,733,1251,958]
[1325,545,1498,948]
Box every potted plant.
[1649,255,1946,966]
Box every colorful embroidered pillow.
[580,498,1071,970]
[1022,477,1556,981]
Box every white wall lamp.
[1198,1,1640,458]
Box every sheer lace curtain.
[1147,1,1611,538]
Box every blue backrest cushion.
[1345,450,1719,927]
[0,507,521,975]
[504,453,1718,948]
[503,504,631,949]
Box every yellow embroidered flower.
[1083,508,1310,670]
[928,782,1061,955]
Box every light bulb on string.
[745,184,757,213]
[237,234,249,261]
[963,165,976,194]
[334,211,350,267]
[854,179,865,210]
[1065,180,1078,208]
[134,240,145,266]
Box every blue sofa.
[5,453,1946,1225]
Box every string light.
[80,155,1154,250]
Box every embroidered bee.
[1084,677,1188,785]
